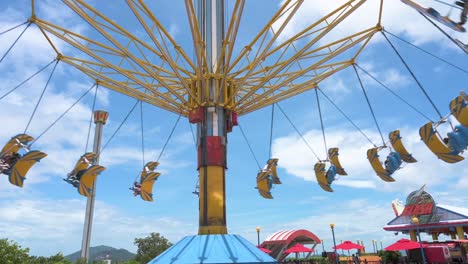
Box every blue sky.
[0,0,467,257]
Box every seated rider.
[0,152,21,174]
[384,152,402,175]
[447,125,468,153]
[455,0,467,26]
[67,156,92,187]
[130,182,142,196]
[266,175,273,190]
[326,165,337,185]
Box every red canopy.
[284,244,313,253]
[334,241,364,250]
[257,247,272,253]
[385,239,427,251]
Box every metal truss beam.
[30,0,382,117]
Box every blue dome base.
[148,234,277,264]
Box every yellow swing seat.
[314,162,333,192]
[256,171,273,199]
[328,148,347,175]
[140,161,159,180]
[1,134,34,154]
[78,165,106,197]
[367,147,395,182]
[389,130,417,163]
[8,150,47,187]
[263,158,281,184]
[140,171,161,202]
[449,93,468,127]
[144,161,160,172]
[69,152,96,176]
[419,122,464,163]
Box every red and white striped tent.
[260,230,321,261]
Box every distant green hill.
[65,245,135,262]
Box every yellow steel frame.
[29,0,383,116]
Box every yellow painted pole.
[451,233,457,239]
[199,165,227,234]
[456,226,465,239]
[410,230,417,241]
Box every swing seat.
[78,165,106,197]
[140,161,160,180]
[1,134,34,154]
[256,171,273,199]
[314,162,333,192]
[144,161,160,172]
[139,171,161,202]
[389,130,417,163]
[328,148,347,175]
[400,0,466,32]
[8,150,47,187]
[69,152,96,177]
[419,122,464,163]
[449,93,468,126]
[447,125,468,153]
[367,147,395,182]
[263,158,281,184]
[455,39,468,53]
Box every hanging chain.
[238,124,262,170]
[85,83,99,153]
[353,64,386,147]
[382,32,444,119]
[24,60,59,134]
[276,103,321,162]
[31,83,97,146]
[315,89,328,160]
[318,88,377,147]
[0,22,31,64]
[268,104,275,158]
[140,101,145,167]
[156,114,182,163]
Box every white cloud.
[0,198,195,256]
[273,0,467,46]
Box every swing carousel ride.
[0,0,466,263]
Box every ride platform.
[149,234,277,264]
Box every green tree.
[378,250,401,264]
[134,233,172,264]
[120,260,139,264]
[74,258,88,264]
[0,238,31,263]
[28,252,72,264]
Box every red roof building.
[384,186,468,242]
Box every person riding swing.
[66,154,94,188]
[0,152,21,175]
[455,0,467,25]
[130,181,142,196]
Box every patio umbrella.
[284,244,313,253]
[258,247,272,254]
[334,240,364,257]
[334,241,364,250]
[284,244,313,261]
[385,239,427,251]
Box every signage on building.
[400,185,440,224]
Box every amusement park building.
[383,187,468,242]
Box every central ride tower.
[196,0,228,236]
